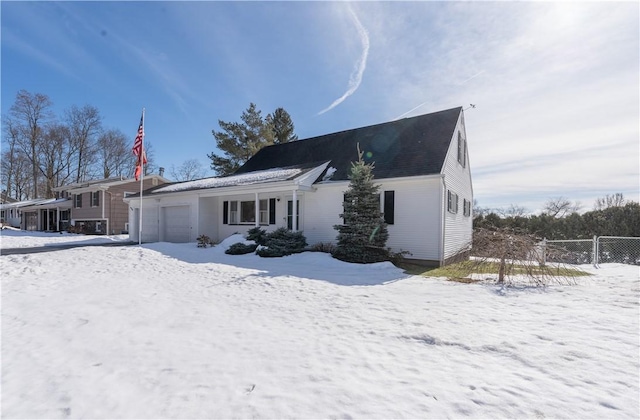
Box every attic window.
[457,132,466,167]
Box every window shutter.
[269,198,276,224]
[384,191,395,225]
[223,201,228,224]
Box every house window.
[91,191,100,207]
[383,191,395,225]
[457,132,466,167]
[229,201,238,224]
[447,190,459,214]
[463,199,472,217]
[240,201,255,223]
[74,194,82,208]
[224,199,273,225]
[259,199,268,224]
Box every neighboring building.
[19,198,73,231]
[125,107,473,265]
[46,175,170,234]
[0,199,47,228]
[5,175,169,234]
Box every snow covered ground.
[2,230,639,419]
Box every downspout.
[101,189,106,235]
[105,190,113,235]
[440,176,446,266]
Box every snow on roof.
[0,198,49,209]
[17,198,72,210]
[153,167,304,194]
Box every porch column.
[46,210,50,231]
[292,189,298,232]
[254,192,259,227]
[56,207,60,231]
[101,190,108,236]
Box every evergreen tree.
[208,103,275,176]
[266,107,298,144]
[333,145,389,263]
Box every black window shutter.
[384,191,395,225]
[223,201,228,224]
[269,198,276,224]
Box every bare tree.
[6,152,33,200]
[8,90,54,198]
[170,159,207,181]
[594,193,625,210]
[472,199,490,218]
[496,204,528,218]
[1,116,20,199]
[543,196,582,218]
[96,129,138,179]
[37,124,76,197]
[469,227,579,286]
[66,104,102,183]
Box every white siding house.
[125,107,473,266]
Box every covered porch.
[19,198,72,232]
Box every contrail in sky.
[458,70,485,85]
[393,101,430,120]
[318,6,369,115]
[394,70,485,120]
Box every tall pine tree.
[333,145,389,263]
[208,103,275,176]
[266,107,298,144]
[208,104,297,175]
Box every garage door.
[163,206,190,243]
[140,207,159,242]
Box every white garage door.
[141,207,159,243]
[163,206,190,243]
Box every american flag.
[132,112,147,181]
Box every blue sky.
[2,1,638,213]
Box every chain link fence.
[597,236,640,265]
[542,236,640,266]
[544,239,596,265]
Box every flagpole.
[138,108,145,245]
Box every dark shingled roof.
[234,106,462,181]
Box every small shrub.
[225,242,258,255]
[246,227,267,246]
[256,228,307,258]
[310,242,337,254]
[67,225,82,234]
[197,234,212,248]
